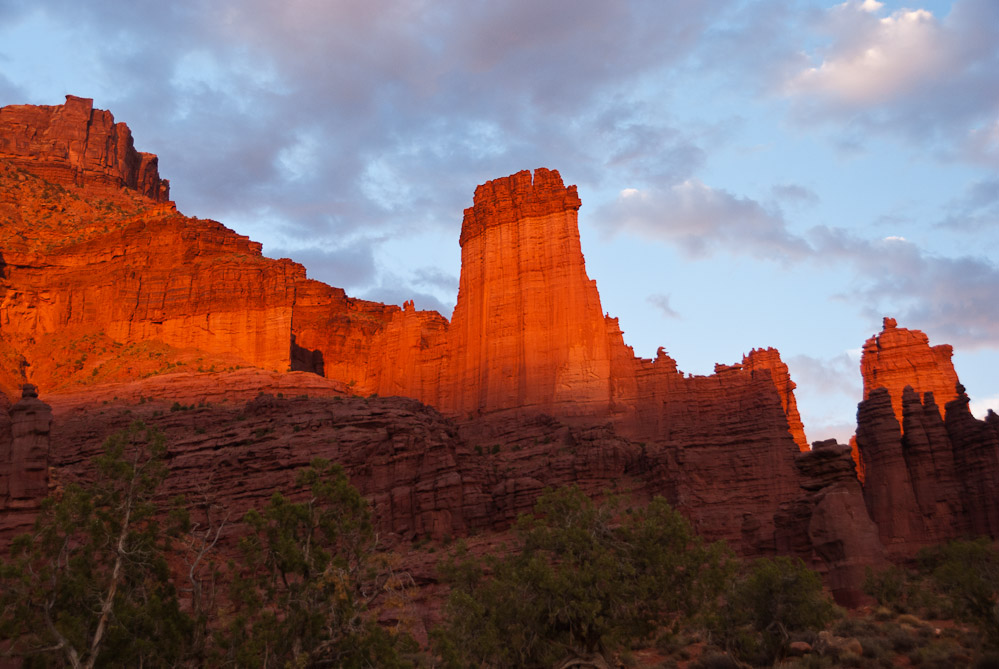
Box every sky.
[1,0,996,443]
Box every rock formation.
[775,439,886,607]
[0,95,169,201]
[855,319,999,553]
[0,99,814,563]
[855,388,927,557]
[442,169,611,417]
[0,384,52,541]
[944,385,999,537]
[861,317,959,424]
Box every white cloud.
[786,5,948,106]
[969,394,999,420]
[778,0,999,158]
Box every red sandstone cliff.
[0,95,169,201]
[0,101,817,560]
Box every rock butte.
[1,97,998,606]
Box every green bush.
[434,487,733,668]
[0,423,193,668]
[219,459,417,668]
[716,556,837,665]
[921,538,999,648]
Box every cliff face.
[442,169,612,417]
[0,95,169,201]
[775,439,886,607]
[0,101,817,559]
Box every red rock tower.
[860,317,959,424]
[441,168,615,417]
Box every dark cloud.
[3,1,734,246]
[646,293,680,320]
[412,268,458,296]
[265,243,377,294]
[357,280,452,318]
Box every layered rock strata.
[775,439,886,607]
[944,385,999,537]
[0,95,169,201]
[0,101,812,557]
[861,317,959,424]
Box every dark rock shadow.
[290,334,325,376]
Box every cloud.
[938,178,999,232]
[969,394,999,421]
[265,243,377,294]
[0,0,735,263]
[809,226,999,350]
[787,352,861,399]
[771,183,819,207]
[600,181,999,352]
[779,0,999,159]
[357,279,452,318]
[646,293,680,320]
[599,180,810,261]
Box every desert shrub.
[920,538,999,647]
[218,459,417,668]
[715,556,838,665]
[864,564,912,612]
[434,487,733,668]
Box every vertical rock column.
[945,384,999,537]
[856,387,926,556]
[0,391,12,501]
[775,439,886,607]
[443,168,614,418]
[7,384,51,501]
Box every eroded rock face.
[856,388,927,557]
[0,385,52,541]
[945,385,999,537]
[856,319,999,553]
[0,95,169,201]
[0,391,12,501]
[8,384,51,501]
[861,317,959,424]
[0,101,813,560]
[442,169,611,417]
[775,439,886,607]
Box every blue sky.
[1,0,996,442]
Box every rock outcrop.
[0,384,51,541]
[944,385,999,537]
[0,95,169,201]
[855,319,999,554]
[861,317,959,424]
[855,388,927,557]
[775,439,886,607]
